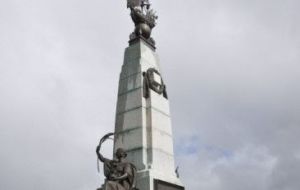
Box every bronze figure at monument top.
[127,0,158,47]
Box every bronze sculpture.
[143,68,168,99]
[127,0,158,47]
[96,133,138,190]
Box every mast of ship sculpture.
[113,1,185,189]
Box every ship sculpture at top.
[127,0,158,47]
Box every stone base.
[136,170,184,190]
[129,36,156,51]
[98,170,184,190]
[154,180,185,190]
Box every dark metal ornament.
[127,0,158,47]
[143,68,168,99]
[96,133,139,190]
[96,133,114,176]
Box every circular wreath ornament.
[143,68,168,99]
[147,68,165,94]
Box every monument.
[96,1,185,190]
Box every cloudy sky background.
[1,0,300,189]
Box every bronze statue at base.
[96,133,138,190]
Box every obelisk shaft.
[113,39,183,190]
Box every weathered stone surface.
[113,39,183,190]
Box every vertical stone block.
[114,39,183,190]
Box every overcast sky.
[1,0,300,190]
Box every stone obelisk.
[113,1,184,190]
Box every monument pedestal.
[113,39,184,190]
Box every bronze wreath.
[143,68,168,99]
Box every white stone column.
[114,39,183,190]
